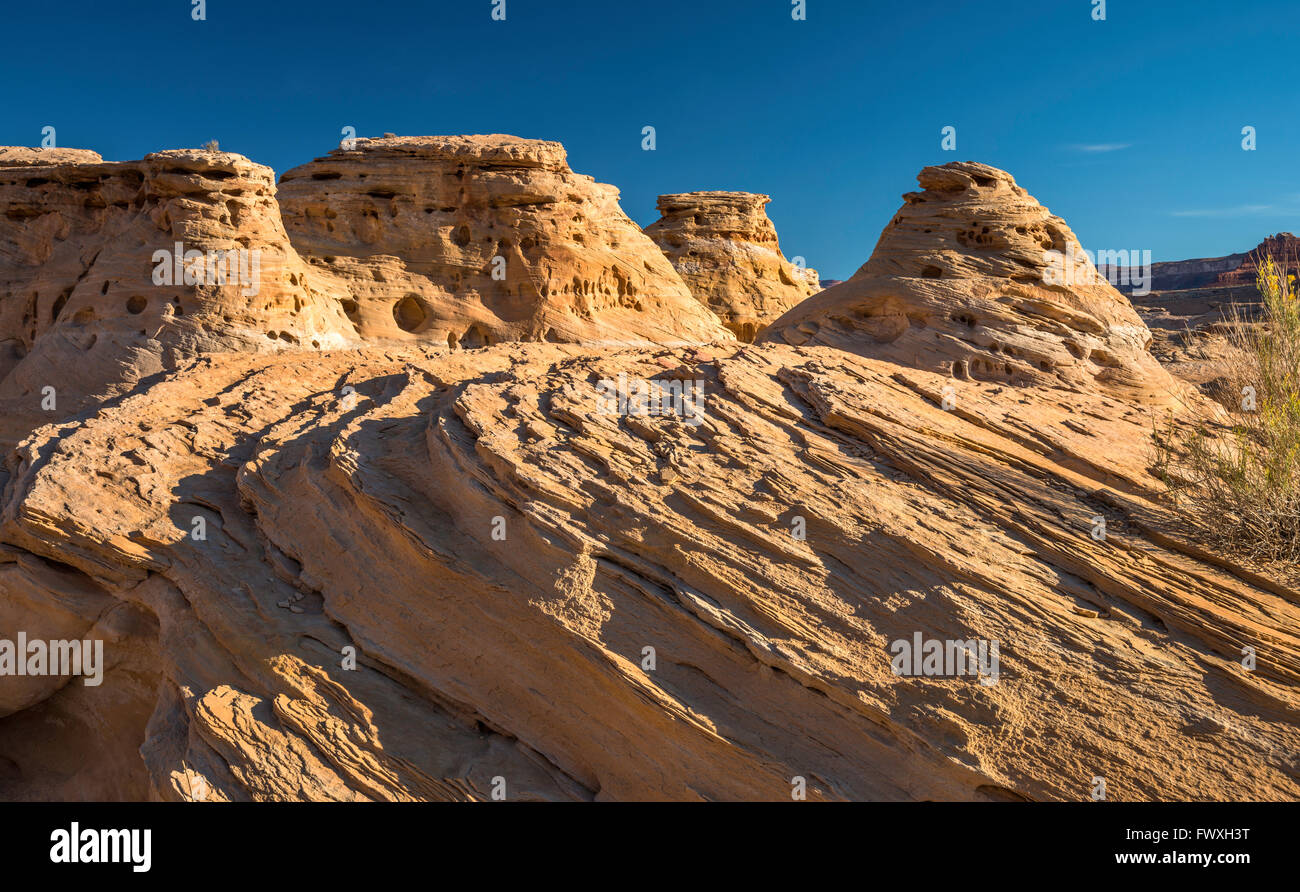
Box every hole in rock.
[393,295,427,332]
[460,324,492,349]
[126,295,147,314]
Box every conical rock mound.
[761,162,1175,398]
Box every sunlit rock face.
[645,190,818,342]
[2,146,1296,804]
[0,147,353,446]
[763,161,1176,400]
[278,135,732,349]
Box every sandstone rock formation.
[0,148,104,167]
[2,337,1295,801]
[2,150,1296,803]
[0,136,736,450]
[644,191,818,341]
[761,162,1178,400]
[279,135,731,348]
[0,147,354,448]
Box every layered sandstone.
[0,148,354,447]
[1,337,1295,801]
[279,135,731,348]
[2,151,1295,803]
[762,162,1177,400]
[645,191,818,341]
[0,148,103,167]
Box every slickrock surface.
[279,135,731,348]
[0,148,354,447]
[645,191,819,341]
[1,338,1296,801]
[1,152,1296,802]
[762,162,1178,401]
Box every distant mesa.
[1123,232,1300,333]
[1117,232,1300,295]
[1121,233,1300,388]
[644,191,818,342]
[761,161,1176,398]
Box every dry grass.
[1154,254,1300,563]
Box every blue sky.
[2,0,1296,279]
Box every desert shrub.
[1154,254,1300,562]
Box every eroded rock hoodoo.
[761,161,1175,398]
[644,191,818,341]
[3,145,1296,805]
[0,147,354,446]
[278,135,732,348]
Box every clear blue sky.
[3,0,1296,279]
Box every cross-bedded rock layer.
[1,339,1295,801]
[1,153,1293,802]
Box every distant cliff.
[1118,232,1299,294]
